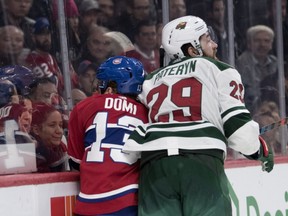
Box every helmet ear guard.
[0,81,16,107]
[97,56,145,95]
[162,16,208,60]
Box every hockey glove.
[258,136,274,173]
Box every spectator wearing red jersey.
[0,102,34,145]
[25,17,65,95]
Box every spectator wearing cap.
[24,17,65,96]
[30,102,67,172]
[76,60,99,96]
[105,31,135,56]
[78,0,102,45]
[71,88,87,106]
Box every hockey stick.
[259,117,288,134]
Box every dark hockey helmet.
[97,56,145,95]
[0,81,16,107]
[0,65,36,96]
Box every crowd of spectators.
[0,0,287,172]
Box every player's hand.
[258,136,274,173]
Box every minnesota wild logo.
[176,21,187,29]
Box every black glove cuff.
[243,149,260,160]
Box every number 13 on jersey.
[86,112,143,165]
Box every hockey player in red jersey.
[123,16,274,216]
[68,56,148,216]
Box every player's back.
[68,93,148,215]
[139,56,241,131]
[129,56,246,153]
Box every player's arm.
[217,67,274,172]
[67,106,85,171]
[68,158,80,171]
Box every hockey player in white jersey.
[123,16,274,216]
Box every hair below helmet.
[97,56,145,95]
[0,65,36,96]
[162,16,208,60]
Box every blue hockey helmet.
[97,56,145,95]
[0,81,16,107]
[0,65,36,96]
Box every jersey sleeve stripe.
[123,122,227,152]
[221,106,248,119]
[223,112,252,138]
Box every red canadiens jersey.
[68,93,148,215]
[25,51,64,93]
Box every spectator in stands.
[25,17,64,95]
[71,88,87,106]
[76,60,99,96]
[28,0,53,21]
[28,77,58,105]
[253,101,281,155]
[126,20,160,73]
[0,0,35,50]
[78,0,101,45]
[97,0,117,30]
[207,0,230,63]
[0,25,26,67]
[236,25,277,115]
[18,97,33,133]
[169,0,187,21]
[115,0,157,42]
[0,103,34,145]
[105,31,135,56]
[76,25,111,69]
[0,96,33,134]
[265,0,288,60]
[52,0,81,63]
[30,102,67,172]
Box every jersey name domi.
[154,60,197,83]
[104,97,137,115]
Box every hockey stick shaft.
[259,117,288,134]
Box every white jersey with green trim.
[123,57,260,156]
